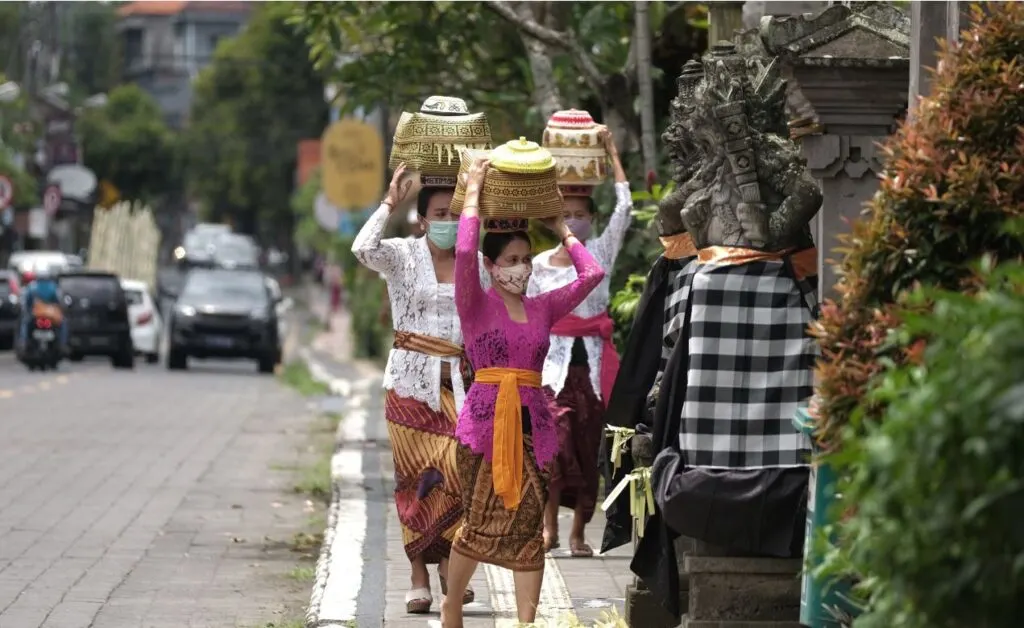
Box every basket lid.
[419,95,470,116]
[490,137,555,174]
[546,109,597,130]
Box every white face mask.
[491,263,531,295]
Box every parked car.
[59,271,134,369]
[212,233,260,270]
[166,268,282,373]
[8,251,70,284]
[121,279,163,364]
[0,271,21,350]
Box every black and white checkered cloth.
[665,258,817,469]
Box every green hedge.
[820,257,1024,627]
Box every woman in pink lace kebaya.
[440,157,605,626]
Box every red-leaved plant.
[811,2,1024,450]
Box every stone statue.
[631,38,821,622]
[660,40,821,251]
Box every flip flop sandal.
[405,587,433,614]
[439,575,476,605]
[544,536,561,552]
[569,542,594,558]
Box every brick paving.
[0,350,319,628]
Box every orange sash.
[473,367,542,511]
[393,330,466,423]
[696,245,818,281]
[659,232,698,260]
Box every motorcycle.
[17,302,64,371]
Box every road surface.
[0,350,317,628]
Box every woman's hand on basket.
[540,214,570,241]
[384,163,413,210]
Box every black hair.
[416,188,438,218]
[482,231,531,262]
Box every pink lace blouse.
[454,214,606,469]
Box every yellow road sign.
[97,180,120,210]
[321,119,384,211]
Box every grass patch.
[278,360,331,397]
[293,453,331,501]
[312,411,342,434]
[287,565,316,582]
[289,530,324,555]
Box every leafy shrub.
[821,258,1024,627]
[812,2,1024,450]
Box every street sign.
[0,175,13,210]
[43,185,62,216]
[321,119,384,211]
[97,180,120,209]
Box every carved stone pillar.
[761,2,910,299]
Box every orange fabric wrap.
[473,367,542,511]
[659,232,698,260]
[696,245,818,281]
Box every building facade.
[117,1,251,128]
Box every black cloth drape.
[600,255,683,554]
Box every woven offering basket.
[542,109,607,190]
[388,107,492,176]
[449,138,562,222]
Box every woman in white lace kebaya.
[352,164,488,614]
[526,127,633,557]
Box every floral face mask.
[491,263,532,295]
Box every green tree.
[0,149,38,208]
[185,1,328,245]
[61,2,122,99]
[292,1,707,152]
[77,83,177,203]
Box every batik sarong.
[452,433,547,572]
[386,331,468,563]
[549,365,605,523]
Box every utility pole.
[634,1,657,176]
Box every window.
[59,276,122,302]
[124,28,145,67]
[124,289,144,306]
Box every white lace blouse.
[351,203,490,412]
[526,181,634,399]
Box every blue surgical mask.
[426,220,458,250]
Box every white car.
[121,279,163,363]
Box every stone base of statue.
[681,540,801,628]
[626,580,683,628]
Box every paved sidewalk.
[302,288,634,627]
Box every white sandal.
[405,587,433,614]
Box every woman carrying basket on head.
[351,160,490,615]
[440,152,605,627]
[527,121,632,557]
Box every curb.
[300,344,382,628]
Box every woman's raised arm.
[455,158,490,321]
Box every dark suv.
[0,271,20,350]
[167,268,281,373]
[59,271,134,368]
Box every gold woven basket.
[449,139,562,220]
[388,112,493,176]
